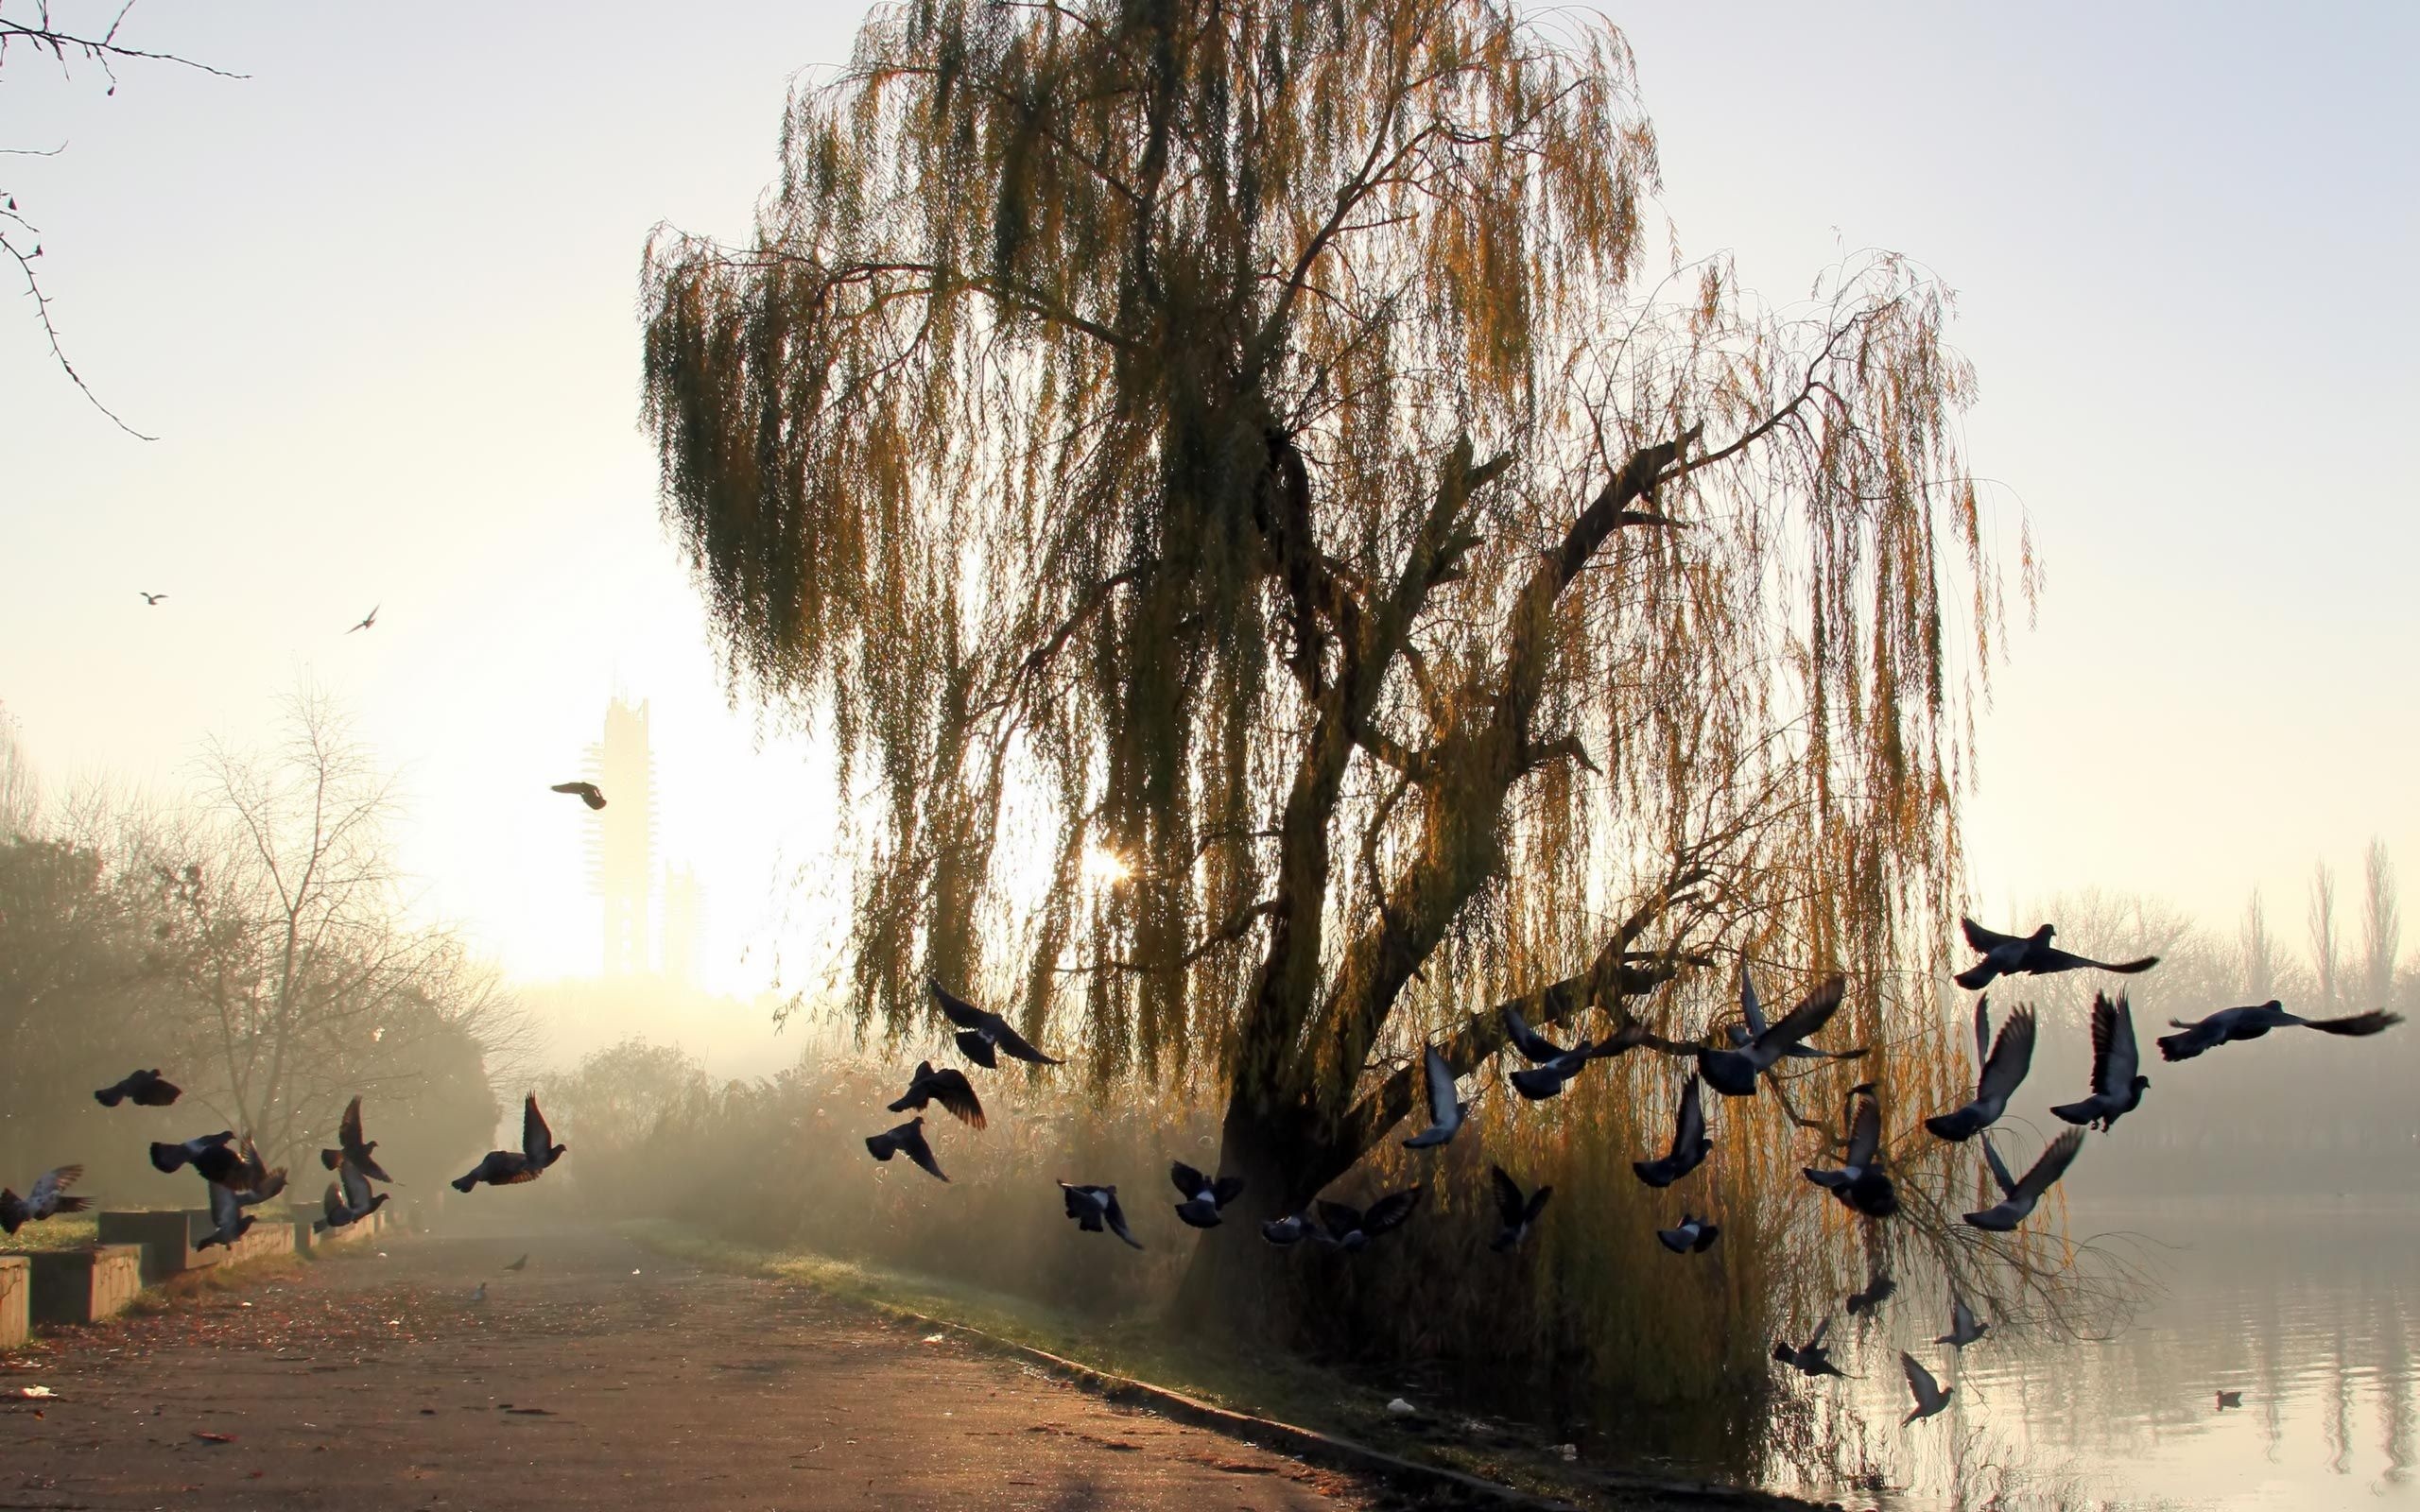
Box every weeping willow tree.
[642,0,2013,1312]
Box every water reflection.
[1763,1195,2420,1509]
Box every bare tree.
[1,1,241,436]
[2308,861,2341,1012]
[2240,888,2278,1003]
[2360,838,2399,1009]
[151,687,518,1163]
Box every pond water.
[1768,1194,2420,1510]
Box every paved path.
[0,1230,1380,1511]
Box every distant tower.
[587,697,657,975]
[661,864,702,986]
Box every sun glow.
[1080,846,1132,885]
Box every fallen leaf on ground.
[19,1385,57,1400]
[193,1432,237,1444]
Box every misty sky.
[2,3,2413,999]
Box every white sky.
[2,3,2413,1001]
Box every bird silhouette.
[505,1253,530,1272]
[1773,1318,1854,1378]
[1925,999,2037,1142]
[1502,1007,1634,1099]
[1698,974,1845,1096]
[1845,1271,1896,1317]
[314,1160,389,1233]
[1965,1128,2085,1231]
[1316,1187,1423,1251]
[1900,1352,1953,1423]
[2156,1001,2404,1061]
[194,1180,255,1251]
[928,979,1063,1067]
[1655,1212,1720,1254]
[1935,1293,1988,1349]
[1401,1047,1473,1148]
[150,1130,249,1189]
[1632,1074,1712,1188]
[2052,993,2151,1130]
[887,1061,986,1128]
[453,1094,567,1191]
[94,1068,181,1108]
[0,1166,89,1234]
[863,1117,948,1181]
[1168,1161,1246,1228]
[348,604,379,633]
[320,1096,397,1184]
[2217,1390,2243,1410]
[1802,1085,1899,1218]
[232,1139,287,1208]
[1729,962,1866,1062]
[1487,1166,1553,1252]
[1954,917,2157,990]
[139,592,166,605]
[550,781,607,811]
[1059,1182,1143,1247]
[1260,1212,1319,1246]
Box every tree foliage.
[642,0,2002,1220]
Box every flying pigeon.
[0,1166,89,1234]
[1656,1212,1720,1254]
[887,1060,987,1128]
[1401,1046,1472,1148]
[549,782,607,810]
[1632,1074,1712,1188]
[232,1139,287,1208]
[452,1094,567,1191]
[1954,917,2157,991]
[505,1253,530,1272]
[1802,1085,1899,1218]
[194,1179,255,1251]
[2155,1001,2404,1062]
[1487,1166,1553,1252]
[1168,1161,1246,1228]
[150,1130,249,1189]
[928,979,1063,1068]
[1502,1007,1634,1099]
[139,592,167,605]
[1059,1183,1143,1248]
[1316,1187,1423,1251]
[320,1095,397,1184]
[1260,1212,1319,1246]
[1925,999,2036,1142]
[1900,1352,1953,1424]
[1698,974,1846,1096]
[1964,1128,2085,1231]
[1729,962,1867,1062]
[1935,1293,1988,1349]
[863,1117,948,1182]
[348,604,379,633]
[1773,1318,1853,1378]
[2051,993,2151,1130]
[314,1160,389,1233]
[1845,1270,1896,1317]
[2217,1390,2243,1410]
[94,1068,181,1108]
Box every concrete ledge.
[29,1246,144,1326]
[211,1219,296,1268]
[95,1210,199,1285]
[296,1205,384,1253]
[0,1256,26,1348]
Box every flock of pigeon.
[0,1078,571,1248]
[871,919,2402,1430]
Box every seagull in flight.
[2155,1001,2404,1062]
[1924,998,2036,1143]
[1954,917,2157,990]
[1964,1128,2085,1231]
[928,979,1063,1068]
[1401,1046,1474,1148]
[550,782,607,811]
[2052,993,2151,1130]
[348,604,380,633]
